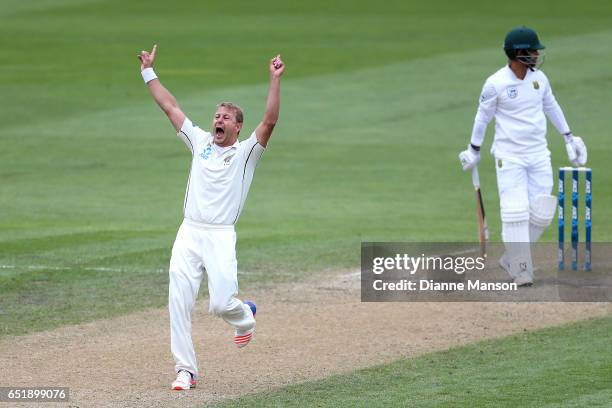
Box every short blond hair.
[217,102,244,123]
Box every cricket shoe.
[513,273,533,287]
[234,301,256,348]
[500,253,535,286]
[171,370,196,390]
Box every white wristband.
[141,68,158,84]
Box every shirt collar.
[213,139,239,155]
[505,64,533,81]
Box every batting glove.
[564,134,588,166]
[459,144,481,171]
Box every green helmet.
[503,26,546,68]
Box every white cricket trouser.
[495,154,553,213]
[169,218,255,378]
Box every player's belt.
[184,218,235,230]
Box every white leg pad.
[530,194,557,227]
[502,220,533,282]
[529,194,557,243]
[500,207,530,224]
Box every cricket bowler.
[458,26,587,286]
[138,44,285,390]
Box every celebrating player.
[458,26,587,286]
[138,44,285,390]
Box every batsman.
[138,44,285,390]
[459,26,588,286]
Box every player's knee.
[530,194,557,227]
[168,267,186,287]
[209,299,232,316]
[168,270,193,298]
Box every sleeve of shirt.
[239,131,266,171]
[176,117,209,154]
[470,81,497,147]
[542,76,571,135]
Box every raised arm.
[138,44,185,132]
[255,55,285,147]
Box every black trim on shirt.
[180,130,195,154]
[232,142,260,224]
[183,166,192,214]
[180,130,195,214]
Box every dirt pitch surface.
[1,271,610,408]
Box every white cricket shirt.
[470,65,570,159]
[177,118,265,225]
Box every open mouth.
[215,127,224,137]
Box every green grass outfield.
[1,0,612,335]
[215,316,612,407]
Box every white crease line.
[238,270,296,277]
[0,264,165,273]
[3,248,484,278]
[1,264,68,271]
[0,265,293,277]
[341,271,361,279]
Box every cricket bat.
[471,167,489,257]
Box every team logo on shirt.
[200,144,212,160]
[480,86,496,103]
[532,81,540,90]
[506,87,518,99]
[224,155,235,166]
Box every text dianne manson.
[372,280,518,291]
